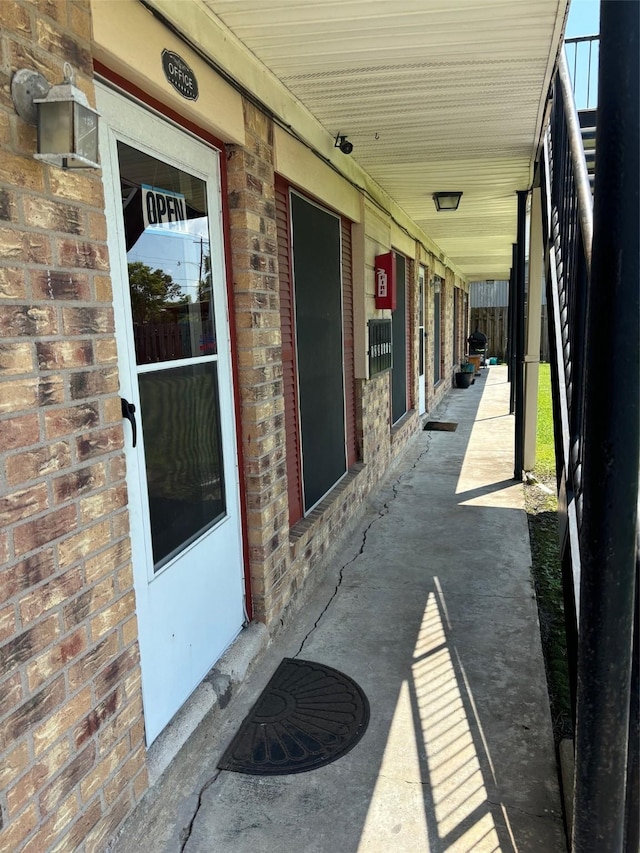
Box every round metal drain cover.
[218,658,370,775]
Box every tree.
[127,261,189,323]
[197,251,212,304]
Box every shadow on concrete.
[115,368,565,853]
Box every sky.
[565,0,601,37]
[565,0,601,109]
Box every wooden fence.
[470,306,550,362]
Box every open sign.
[142,185,188,231]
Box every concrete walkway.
[114,365,566,853]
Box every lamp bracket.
[11,69,50,126]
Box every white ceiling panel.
[194,0,568,279]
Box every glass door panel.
[138,362,225,568]
[118,141,225,572]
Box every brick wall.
[0,3,147,851]
[226,101,290,625]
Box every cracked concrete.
[112,366,566,853]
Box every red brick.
[63,577,115,631]
[115,563,133,594]
[38,373,65,406]
[48,169,104,208]
[0,741,30,790]
[49,799,102,853]
[23,196,83,234]
[19,566,84,624]
[0,227,52,264]
[0,413,40,450]
[74,689,121,747]
[97,695,142,755]
[0,550,56,603]
[95,275,113,302]
[83,788,131,853]
[13,504,77,556]
[94,646,139,701]
[57,520,110,569]
[44,402,100,438]
[21,792,79,853]
[6,739,71,817]
[90,591,136,642]
[0,802,38,853]
[27,628,87,690]
[68,632,119,693]
[112,510,130,539]
[133,765,149,801]
[0,0,30,33]
[108,453,127,482]
[32,270,91,301]
[84,539,131,585]
[39,742,96,815]
[0,483,49,526]
[0,603,17,643]
[52,463,107,504]
[0,266,27,299]
[32,0,66,25]
[104,744,145,806]
[121,614,139,648]
[103,394,122,425]
[62,306,114,335]
[80,485,127,524]
[5,442,71,486]
[0,671,23,719]
[32,685,92,756]
[0,341,35,375]
[0,150,44,193]
[35,19,93,76]
[58,239,109,270]
[76,425,123,460]
[0,675,66,751]
[94,337,118,365]
[81,739,130,805]
[69,367,119,400]
[0,375,64,414]
[0,377,39,414]
[0,188,18,222]
[0,613,60,672]
[69,2,92,40]
[37,340,93,370]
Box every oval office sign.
[162,50,199,101]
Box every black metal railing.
[564,35,600,111]
[541,6,639,850]
[541,49,593,706]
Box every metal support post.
[523,183,544,471]
[508,244,517,413]
[513,190,528,481]
[572,2,639,850]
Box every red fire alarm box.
[374,251,396,310]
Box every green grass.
[525,362,573,743]
[535,363,556,480]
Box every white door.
[98,85,245,745]
[418,265,426,414]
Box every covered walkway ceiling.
[147,0,569,281]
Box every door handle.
[121,397,137,447]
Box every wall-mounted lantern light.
[432,191,463,211]
[10,64,100,170]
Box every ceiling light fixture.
[433,191,463,211]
